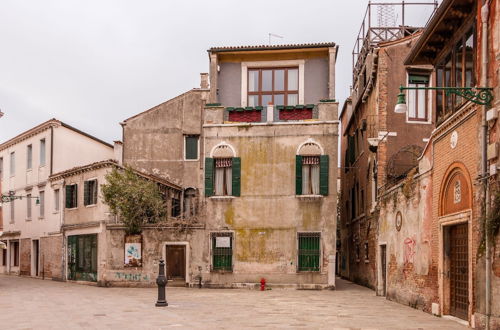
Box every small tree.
[101,166,167,235]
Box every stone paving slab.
[0,275,466,329]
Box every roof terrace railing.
[352,1,438,85]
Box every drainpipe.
[50,126,54,175]
[480,2,490,329]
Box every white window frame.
[241,60,305,107]
[38,190,45,219]
[27,144,33,170]
[405,72,432,124]
[53,189,60,212]
[10,152,15,177]
[184,135,200,161]
[40,138,46,167]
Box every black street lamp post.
[155,259,168,307]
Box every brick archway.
[439,162,473,216]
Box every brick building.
[372,0,499,328]
[339,1,436,289]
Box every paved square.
[0,275,465,329]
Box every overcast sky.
[0,0,438,144]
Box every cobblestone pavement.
[0,275,466,329]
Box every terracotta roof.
[49,159,182,191]
[209,42,336,53]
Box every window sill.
[211,269,233,273]
[297,270,321,273]
[25,218,32,222]
[66,207,78,211]
[209,196,236,200]
[296,195,323,200]
[85,204,97,208]
[52,210,60,214]
[364,259,370,264]
[38,217,44,220]
[184,158,199,162]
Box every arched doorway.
[438,163,473,322]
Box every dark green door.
[67,234,98,282]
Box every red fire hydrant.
[260,278,266,291]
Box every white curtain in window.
[225,167,232,196]
[302,164,310,195]
[215,168,225,196]
[311,164,320,195]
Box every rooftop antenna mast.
[268,33,284,45]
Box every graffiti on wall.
[403,237,416,278]
[114,272,149,281]
[403,237,416,264]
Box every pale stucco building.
[0,119,113,279]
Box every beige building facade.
[0,119,114,279]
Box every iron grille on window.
[211,232,233,271]
[298,233,320,271]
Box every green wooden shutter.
[205,158,214,197]
[296,155,302,195]
[93,180,98,204]
[74,185,78,208]
[83,181,89,206]
[231,157,241,197]
[320,155,329,196]
[65,185,72,208]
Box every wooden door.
[33,240,39,277]
[381,245,387,296]
[165,245,185,280]
[450,223,468,320]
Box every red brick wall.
[279,109,312,121]
[228,110,261,122]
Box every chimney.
[113,141,123,166]
[200,73,209,89]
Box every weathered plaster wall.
[202,121,338,285]
[19,238,30,276]
[63,167,112,226]
[123,89,208,189]
[40,235,63,280]
[378,167,435,312]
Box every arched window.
[296,140,328,196]
[205,143,241,197]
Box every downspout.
[480,2,490,329]
[50,126,54,175]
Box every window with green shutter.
[185,135,199,160]
[206,157,241,197]
[211,232,233,271]
[298,232,320,271]
[295,155,302,195]
[319,155,329,196]
[205,158,214,197]
[296,154,327,196]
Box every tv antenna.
[268,33,284,45]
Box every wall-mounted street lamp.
[1,191,39,204]
[395,86,494,113]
